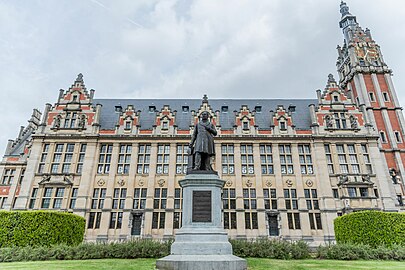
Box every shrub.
[0,211,85,248]
[316,243,405,261]
[334,210,405,247]
[230,239,310,259]
[0,239,171,262]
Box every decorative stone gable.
[45,74,97,134]
[116,105,140,134]
[192,94,218,126]
[271,105,295,135]
[235,105,256,135]
[315,74,367,134]
[155,105,176,135]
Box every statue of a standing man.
[189,111,217,171]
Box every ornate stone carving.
[286,179,293,187]
[305,179,314,187]
[158,179,165,187]
[117,179,125,186]
[138,179,145,187]
[265,180,272,187]
[245,179,253,187]
[97,179,106,187]
[225,180,233,187]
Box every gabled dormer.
[155,105,176,135]
[235,105,256,135]
[315,74,367,134]
[271,105,295,135]
[191,94,218,128]
[45,74,97,135]
[116,105,140,134]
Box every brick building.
[0,2,404,245]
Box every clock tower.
[336,1,405,205]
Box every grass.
[1,258,405,270]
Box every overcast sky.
[1,0,405,155]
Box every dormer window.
[72,95,78,102]
[359,59,365,66]
[255,106,262,113]
[334,113,347,129]
[64,112,77,128]
[242,121,249,130]
[149,106,156,113]
[280,121,286,130]
[182,106,189,112]
[125,121,131,130]
[222,106,228,113]
[162,121,169,130]
[333,95,339,102]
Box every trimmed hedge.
[316,244,405,261]
[0,211,85,248]
[230,239,310,259]
[0,240,171,262]
[334,210,405,247]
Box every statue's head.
[200,111,209,121]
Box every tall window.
[97,144,113,174]
[260,144,273,174]
[133,188,147,209]
[112,188,127,209]
[223,188,237,229]
[263,188,277,210]
[176,144,188,174]
[0,197,7,209]
[38,144,50,173]
[173,188,183,229]
[324,144,334,174]
[337,144,348,174]
[62,144,75,174]
[41,187,53,208]
[51,144,63,173]
[28,188,38,209]
[304,189,319,211]
[156,144,170,174]
[334,112,347,129]
[76,144,86,174]
[69,188,78,209]
[337,144,361,174]
[88,212,102,229]
[243,188,258,229]
[18,169,25,185]
[91,188,106,209]
[109,212,123,229]
[152,188,167,229]
[279,144,293,174]
[361,144,373,174]
[64,112,78,128]
[117,144,132,174]
[298,144,313,174]
[53,187,65,209]
[221,144,235,174]
[284,189,298,210]
[1,168,15,185]
[241,144,254,174]
[287,213,301,230]
[137,144,151,174]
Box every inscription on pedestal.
[192,191,212,222]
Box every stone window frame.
[298,144,314,174]
[175,144,188,175]
[97,144,113,174]
[221,144,235,175]
[263,188,277,210]
[117,144,132,174]
[1,168,15,185]
[279,144,294,175]
[223,188,237,230]
[137,144,151,174]
[260,144,274,175]
[112,188,127,209]
[76,144,87,174]
[133,188,147,210]
[240,144,254,175]
[156,144,170,174]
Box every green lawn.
[1,258,404,270]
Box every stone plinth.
[156,173,247,270]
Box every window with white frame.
[156,144,170,174]
[76,144,86,174]
[260,144,274,174]
[176,144,188,174]
[298,144,313,174]
[241,144,254,174]
[117,144,132,174]
[1,168,15,185]
[97,144,112,174]
[324,144,334,174]
[221,144,235,174]
[133,188,147,209]
[38,144,50,174]
[137,144,151,174]
[279,144,293,174]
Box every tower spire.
[339,1,357,41]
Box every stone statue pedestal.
[156,173,247,270]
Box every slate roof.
[93,99,317,131]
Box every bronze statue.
[188,111,217,172]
